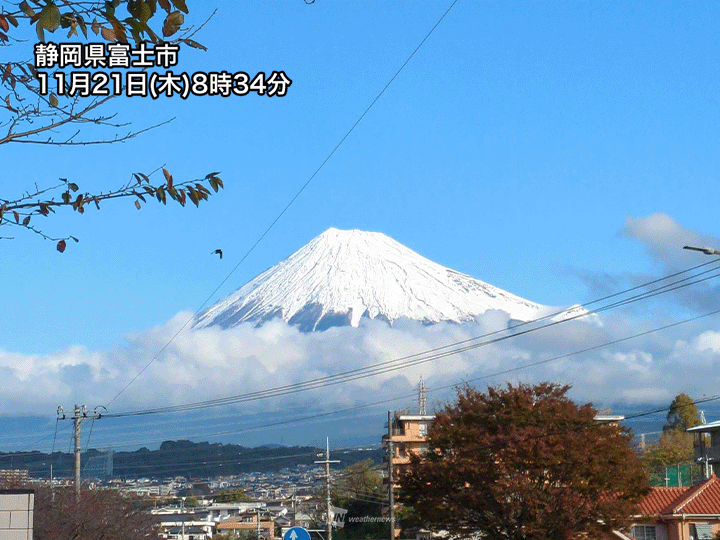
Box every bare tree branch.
[0,1,223,250]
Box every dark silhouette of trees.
[400,382,649,540]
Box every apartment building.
[384,413,434,483]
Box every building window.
[418,422,428,437]
[690,523,714,540]
[631,525,657,540]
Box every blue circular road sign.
[284,527,311,540]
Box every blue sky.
[2,1,720,452]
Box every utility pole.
[315,438,339,540]
[73,405,81,503]
[181,497,186,540]
[387,411,396,540]
[57,405,105,504]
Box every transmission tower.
[418,375,427,415]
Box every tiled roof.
[637,486,687,515]
[638,475,720,516]
[672,475,720,514]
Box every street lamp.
[683,245,720,256]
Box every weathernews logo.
[346,516,391,523]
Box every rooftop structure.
[687,419,720,478]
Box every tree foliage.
[0,479,158,540]
[334,458,383,506]
[400,383,649,540]
[664,392,700,432]
[34,486,159,540]
[0,0,223,250]
[643,429,694,470]
[643,393,701,486]
[332,459,386,540]
[214,487,251,503]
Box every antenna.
[418,376,427,415]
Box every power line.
[23,260,715,454]
[104,260,720,419]
[4,261,715,457]
[624,394,720,421]
[77,408,382,452]
[57,306,720,455]
[104,0,460,409]
[5,272,719,460]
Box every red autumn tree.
[399,382,649,540]
[33,485,159,540]
[0,477,159,540]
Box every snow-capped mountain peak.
[193,228,565,332]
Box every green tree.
[184,495,199,507]
[642,429,698,486]
[400,383,649,540]
[333,459,386,540]
[664,392,700,432]
[0,0,223,250]
[643,429,694,470]
[642,393,701,486]
[215,487,251,503]
[334,458,383,505]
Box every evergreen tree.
[664,393,700,432]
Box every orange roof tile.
[637,486,687,515]
[638,475,720,516]
[672,475,720,514]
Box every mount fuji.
[193,228,580,332]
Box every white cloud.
[571,214,720,314]
[693,331,720,354]
[6,213,720,448]
[2,303,720,445]
[621,213,717,269]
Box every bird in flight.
[212,249,223,259]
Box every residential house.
[627,474,720,540]
[156,513,214,540]
[215,513,276,540]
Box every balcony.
[391,433,426,443]
[694,445,720,462]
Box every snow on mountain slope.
[193,228,574,331]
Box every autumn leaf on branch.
[0,1,222,252]
[0,171,224,251]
